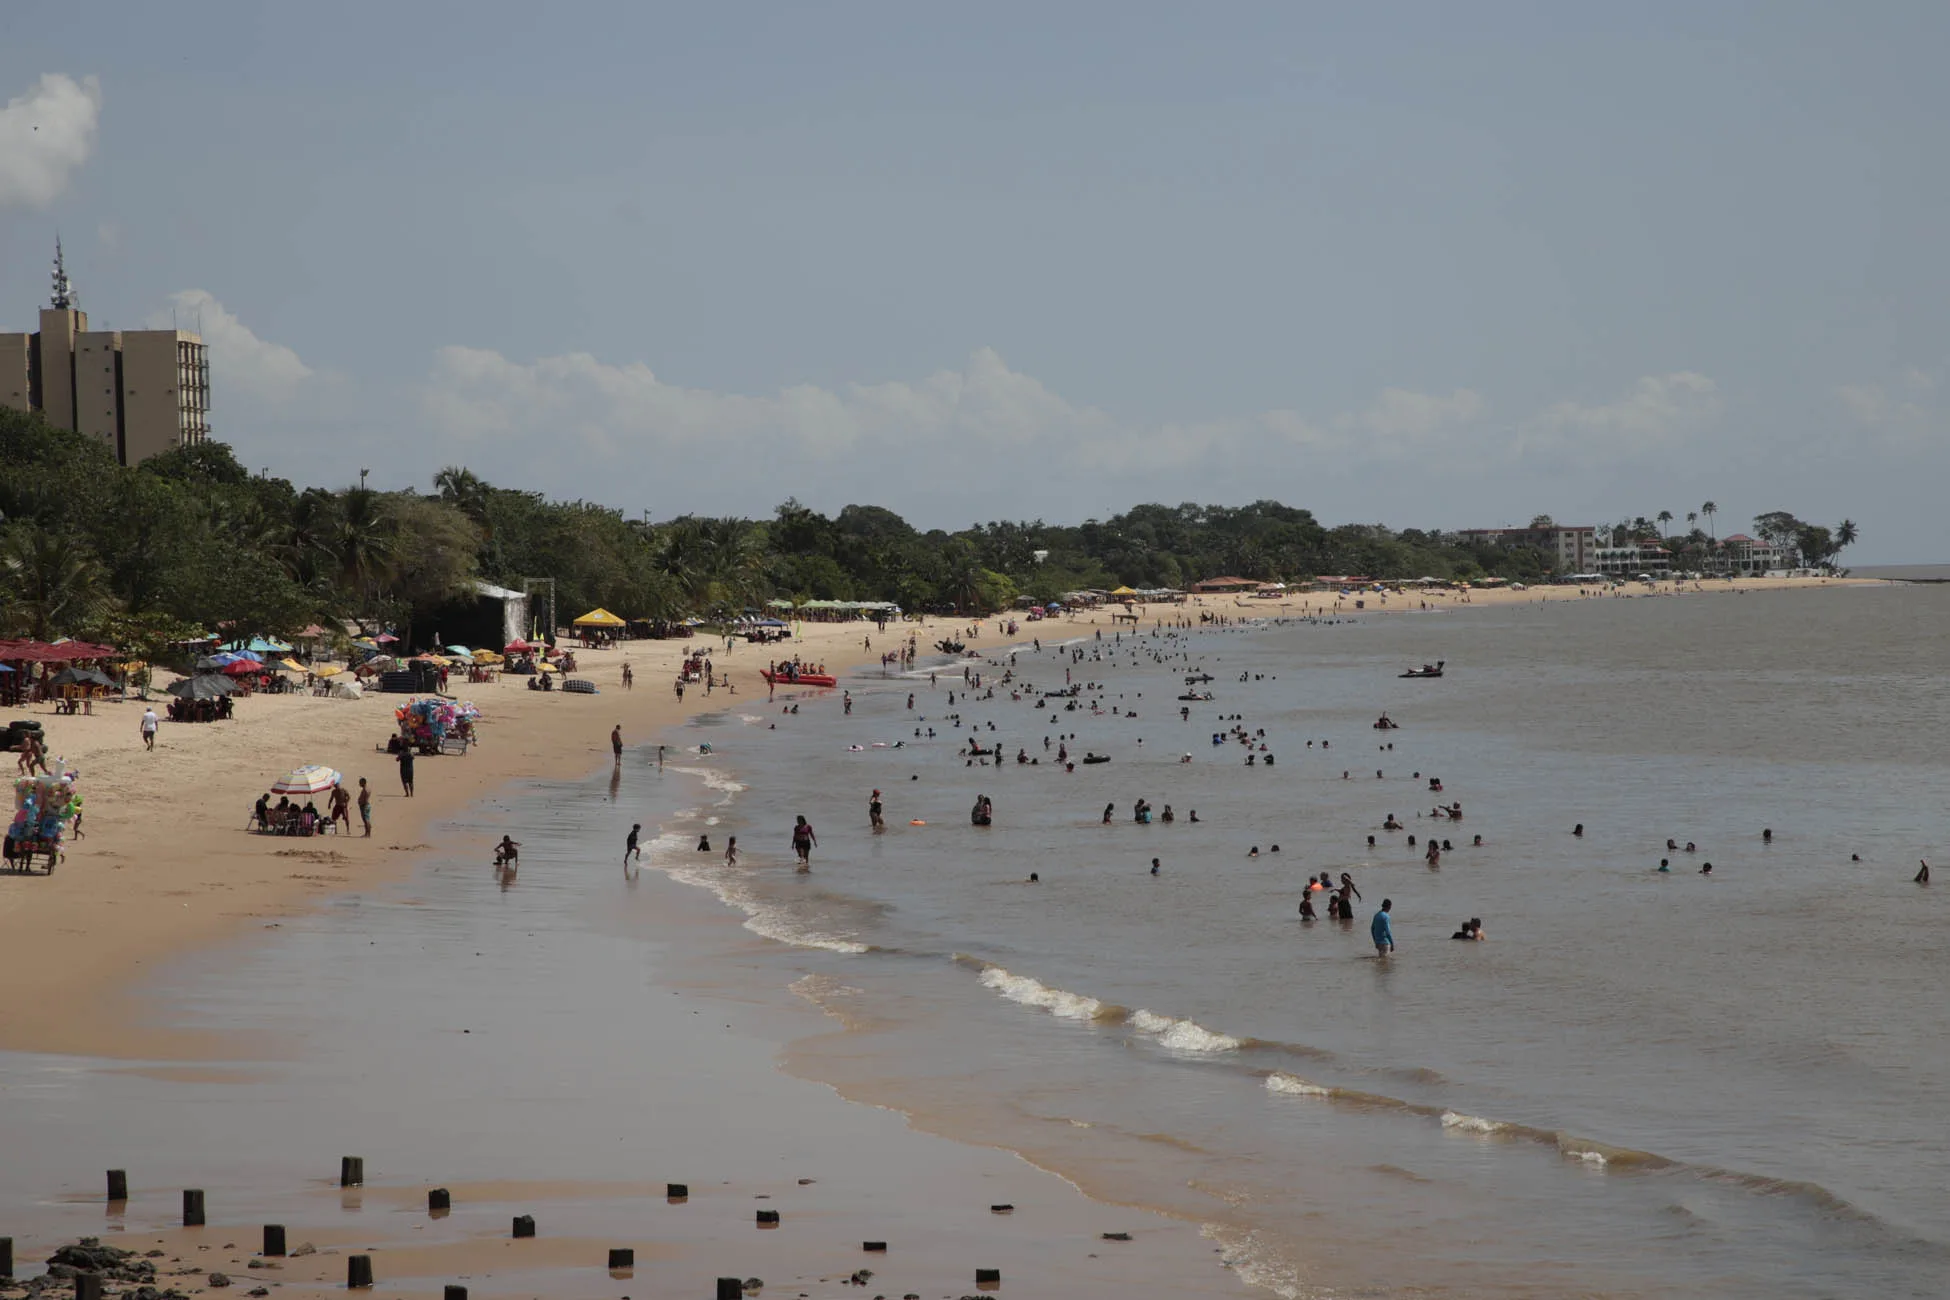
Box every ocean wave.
[1439,1110,1509,1135]
[1129,1008,1243,1054]
[977,966,1121,1021]
[654,840,871,955]
[1264,1072,1332,1098]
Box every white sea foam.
[1130,1008,1242,1054]
[655,837,869,955]
[1440,1111,1506,1135]
[978,966,1107,1020]
[1265,1072,1332,1098]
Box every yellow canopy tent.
[280,658,307,673]
[1110,585,1139,597]
[573,608,626,628]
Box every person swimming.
[1299,894,1317,921]
[1573,824,1585,837]
[1659,858,1671,872]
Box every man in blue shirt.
[1371,899,1395,957]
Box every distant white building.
[1719,534,1784,575]
[1592,543,1671,576]
[1456,525,1596,573]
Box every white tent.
[328,678,365,700]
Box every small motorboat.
[762,669,838,688]
[1399,660,1446,679]
[1177,692,1213,702]
[1081,753,1111,765]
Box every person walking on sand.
[622,660,633,690]
[625,822,642,864]
[357,778,372,837]
[657,744,666,771]
[396,745,415,797]
[791,814,817,871]
[140,706,159,751]
[1371,899,1395,957]
[329,781,352,832]
[611,724,624,764]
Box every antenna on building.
[50,235,77,310]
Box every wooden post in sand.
[262,1225,286,1257]
[0,1237,12,1278]
[340,1157,364,1188]
[512,1215,536,1239]
[755,1209,780,1226]
[716,1280,743,1300]
[976,1268,1002,1284]
[347,1255,373,1289]
[183,1189,206,1226]
[443,1288,467,1300]
[106,1170,128,1202]
[74,1274,103,1300]
[428,1188,451,1213]
[666,1183,689,1201]
[607,1249,634,1269]
[863,1242,887,1252]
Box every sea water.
[653,585,1950,1298]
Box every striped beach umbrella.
[270,765,343,796]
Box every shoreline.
[0,574,1885,1058]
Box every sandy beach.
[0,575,1888,1299]
[0,573,1877,1055]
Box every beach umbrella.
[280,658,307,673]
[446,645,472,657]
[221,659,261,676]
[165,674,236,699]
[312,663,344,677]
[374,633,399,643]
[572,607,626,627]
[49,666,116,688]
[270,765,342,796]
[504,639,533,653]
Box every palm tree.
[332,487,398,624]
[0,524,111,640]
[1701,501,1717,541]
[1657,510,1673,539]
[1836,519,1859,551]
[1686,511,1697,532]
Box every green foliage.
[5,404,1860,647]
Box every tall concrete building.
[0,242,210,466]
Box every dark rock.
[742,1280,763,1292]
[207,1272,232,1288]
[1101,1231,1132,1241]
[247,1290,270,1298]
[288,1244,316,1258]
[849,1270,873,1285]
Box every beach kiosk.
[572,607,627,647]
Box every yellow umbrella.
[471,649,503,664]
[313,664,344,678]
[535,661,559,673]
[572,607,627,628]
[280,658,307,673]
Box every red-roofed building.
[1192,576,1261,593]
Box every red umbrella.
[221,659,261,676]
[504,639,533,653]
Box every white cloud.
[148,290,313,402]
[418,344,1488,477]
[1521,372,1720,458]
[1835,369,1939,448]
[421,344,1123,460]
[0,74,102,209]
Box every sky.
[0,1,1943,562]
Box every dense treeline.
[0,408,1794,650]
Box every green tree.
[0,523,111,639]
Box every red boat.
[762,669,838,689]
